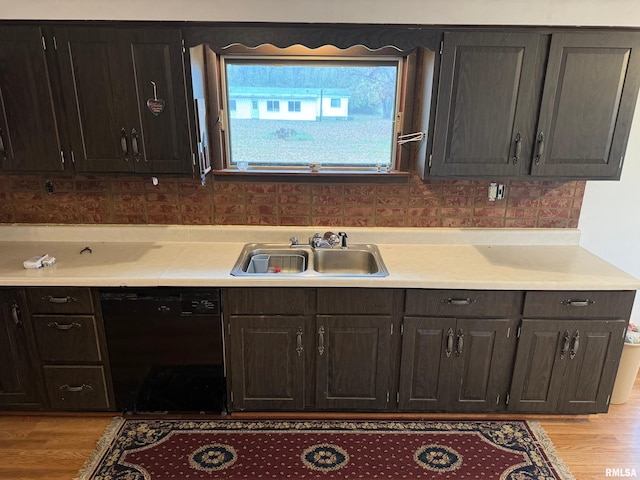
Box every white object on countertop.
[23,254,55,269]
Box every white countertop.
[0,225,638,290]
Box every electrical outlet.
[496,184,505,200]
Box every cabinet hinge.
[606,394,611,405]
[41,36,47,50]
[505,393,510,405]
[496,394,500,405]
[507,327,511,338]
[428,153,432,168]
[192,152,196,167]
[230,391,234,403]
[390,324,393,336]
[439,40,443,55]
[181,38,186,54]
[386,391,390,403]
[53,36,57,50]
[397,392,400,403]
[517,326,521,338]
[400,323,404,335]
[60,151,65,166]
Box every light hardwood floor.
[1,376,638,480]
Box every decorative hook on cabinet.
[147,81,166,116]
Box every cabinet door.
[509,320,568,412]
[431,32,542,176]
[55,27,135,173]
[0,26,63,171]
[398,317,456,411]
[315,315,391,410]
[532,33,640,179]
[450,318,515,412]
[0,290,42,409]
[127,29,193,175]
[558,320,627,414]
[227,315,306,411]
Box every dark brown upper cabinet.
[429,31,640,180]
[531,33,640,178]
[431,32,543,177]
[54,27,194,174]
[0,26,65,172]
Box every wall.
[0,174,584,227]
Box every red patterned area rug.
[76,419,574,480]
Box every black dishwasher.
[100,288,225,414]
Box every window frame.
[205,44,419,179]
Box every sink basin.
[230,243,388,277]
[230,244,310,275]
[313,248,385,275]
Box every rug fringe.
[527,420,575,480]
[73,417,125,480]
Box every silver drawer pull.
[318,326,325,356]
[296,327,304,356]
[47,321,82,330]
[560,299,595,307]
[442,298,475,306]
[59,384,93,393]
[43,295,78,304]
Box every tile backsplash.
[0,174,584,228]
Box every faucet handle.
[324,232,340,247]
[289,236,299,246]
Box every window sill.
[211,169,411,183]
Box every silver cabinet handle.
[512,131,522,165]
[560,330,570,360]
[318,326,325,355]
[59,384,93,393]
[445,328,454,358]
[442,298,475,306]
[455,329,464,357]
[42,295,78,304]
[120,128,130,162]
[10,301,23,329]
[534,131,544,165]
[570,330,580,359]
[47,321,81,330]
[296,327,303,356]
[561,299,595,307]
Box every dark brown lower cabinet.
[508,318,627,414]
[0,289,43,409]
[315,315,392,411]
[398,316,516,412]
[227,315,307,411]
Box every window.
[288,100,301,113]
[266,100,280,112]
[229,99,237,111]
[215,45,417,175]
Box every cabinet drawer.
[26,287,94,314]
[33,315,101,362]
[317,289,393,314]
[224,288,309,315]
[43,366,110,410]
[405,290,523,317]
[523,291,636,318]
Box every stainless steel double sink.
[230,243,388,277]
